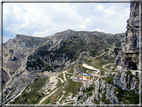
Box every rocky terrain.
[1,30,124,105]
[1,35,50,104]
[116,1,142,70]
[74,1,141,105]
[1,1,141,106]
[26,30,123,73]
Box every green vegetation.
[42,79,82,104]
[113,47,120,55]
[68,63,76,74]
[100,70,105,75]
[44,64,53,71]
[11,77,48,104]
[105,64,115,70]
[83,58,93,64]
[102,76,113,85]
[46,99,50,104]
[101,92,111,104]
[126,70,139,89]
[89,50,99,57]
[115,87,139,104]
[77,64,91,74]
[82,84,94,97]
[64,79,82,98]
[92,59,107,71]
[104,48,109,52]
[103,54,115,63]
[94,97,100,104]
[26,58,44,70]
[65,73,72,80]
[58,73,64,80]
[42,86,63,104]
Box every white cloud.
[97,4,104,11]
[3,2,130,42]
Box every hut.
[79,73,91,81]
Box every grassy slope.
[11,77,48,104]
[42,72,82,104]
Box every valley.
[8,46,121,105]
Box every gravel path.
[56,94,64,104]
[63,71,67,82]
[39,70,70,105]
[102,63,114,71]
[94,52,107,60]
[38,87,60,104]
[56,77,64,84]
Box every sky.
[3,2,130,43]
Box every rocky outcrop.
[115,1,142,70]
[1,35,49,104]
[3,73,45,104]
[113,71,128,90]
[75,69,139,105]
[2,69,10,88]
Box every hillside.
[26,30,124,73]
[2,30,124,105]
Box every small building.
[79,73,91,81]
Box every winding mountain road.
[102,63,114,71]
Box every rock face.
[116,1,142,70]
[26,30,124,73]
[74,1,141,105]
[2,69,10,88]
[75,70,139,105]
[1,35,49,104]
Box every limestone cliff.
[116,1,142,70]
[74,1,141,105]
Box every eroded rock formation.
[116,1,142,70]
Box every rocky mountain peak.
[53,29,76,41]
[16,34,29,39]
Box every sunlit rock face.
[117,1,142,70]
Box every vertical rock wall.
[118,1,142,70]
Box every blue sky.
[3,2,130,42]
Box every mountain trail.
[56,77,64,84]
[63,70,67,82]
[102,63,114,71]
[38,87,60,104]
[94,52,107,60]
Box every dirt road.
[102,63,114,71]
[38,87,60,104]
